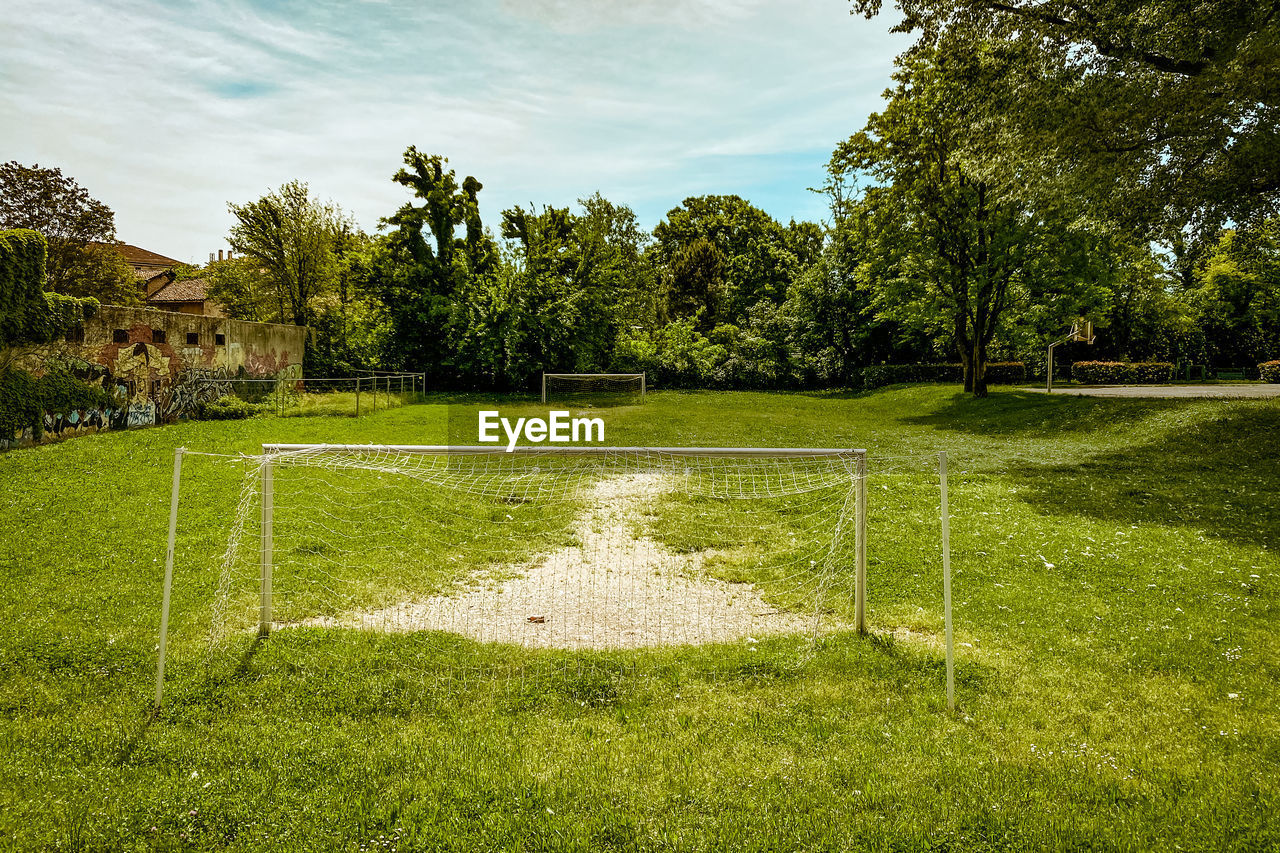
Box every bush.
[37,367,110,417]
[984,362,1027,384]
[194,397,264,420]
[1260,361,1280,383]
[1071,361,1175,384]
[861,362,1025,389]
[0,367,43,441]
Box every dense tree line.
[209,141,1277,394]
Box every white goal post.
[155,444,877,707]
[541,373,646,403]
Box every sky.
[2,0,909,264]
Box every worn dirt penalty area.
[298,473,821,650]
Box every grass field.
[1,387,1277,850]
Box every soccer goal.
[541,373,646,404]
[155,444,869,706]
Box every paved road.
[1024,384,1280,399]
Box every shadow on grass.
[168,628,999,721]
[1006,405,1279,549]
[902,389,1181,436]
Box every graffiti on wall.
[7,306,306,447]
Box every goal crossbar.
[262,444,862,457]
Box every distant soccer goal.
[541,373,646,404]
[155,444,869,706]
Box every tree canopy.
[227,180,352,327]
[850,0,1280,238]
[0,162,138,304]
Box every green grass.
[1,387,1277,850]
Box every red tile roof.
[115,243,184,268]
[148,278,210,303]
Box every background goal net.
[157,445,869,705]
[541,373,646,404]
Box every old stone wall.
[11,304,305,443]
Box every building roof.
[134,268,173,283]
[148,278,210,303]
[115,243,184,268]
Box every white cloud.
[1,0,909,261]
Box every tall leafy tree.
[499,194,655,382]
[0,162,138,304]
[1185,221,1280,367]
[663,237,728,330]
[227,180,350,326]
[653,195,810,320]
[851,0,1280,238]
[378,148,495,381]
[833,44,1103,395]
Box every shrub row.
[1071,361,1175,384]
[1260,361,1280,383]
[194,397,265,420]
[861,362,1026,389]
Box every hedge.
[1071,361,1175,384]
[861,362,1026,389]
[194,397,265,420]
[1260,361,1280,383]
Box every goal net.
[158,445,868,705]
[541,373,646,404]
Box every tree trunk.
[955,312,974,392]
[972,337,988,398]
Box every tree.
[227,180,350,326]
[788,189,928,384]
[663,237,728,329]
[498,195,655,383]
[0,162,139,304]
[851,0,1280,238]
[832,44,1103,395]
[377,148,495,382]
[653,196,811,321]
[1184,221,1280,367]
[203,255,273,322]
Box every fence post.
[355,376,361,417]
[259,455,273,637]
[941,451,954,711]
[855,449,868,635]
[155,447,184,708]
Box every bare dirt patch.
[298,473,819,649]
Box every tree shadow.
[1003,404,1279,549]
[902,389,1183,436]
